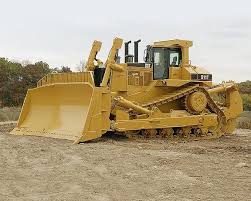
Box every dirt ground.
[0,123,250,201]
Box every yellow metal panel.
[11,83,111,143]
[169,67,181,79]
[114,114,218,131]
[181,67,194,80]
[116,110,130,121]
[101,37,123,87]
[156,79,191,87]
[111,69,127,92]
[86,40,102,71]
[193,67,210,74]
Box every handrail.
[37,72,94,87]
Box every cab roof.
[153,39,193,48]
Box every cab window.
[169,48,182,67]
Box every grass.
[0,107,21,122]
[237,111,251,129]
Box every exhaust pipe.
[134,39,141,63]
[124,41,131,63]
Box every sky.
[0,0,250,82]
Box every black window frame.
[152,47,182,80]
[169,48,182,67]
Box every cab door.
[153,48,169,80]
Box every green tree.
[0,59,74,108]
[0,58,22,107]
[238,80,251,94]
[21,61,51,87]
[241,94,251,111]
[60,66,72,72]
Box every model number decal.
[200,74,209,80]
[191,74,212,81]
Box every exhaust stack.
[134,39,141,63]
[124,41,132,63]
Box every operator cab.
[144,39,192,80]
[124,39,193,82]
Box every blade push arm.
[100,37,124,87]
[85,40,102,71]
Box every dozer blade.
[11,83,111,143]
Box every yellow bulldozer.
[11,37,243,143]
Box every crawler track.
[121,84,231,141]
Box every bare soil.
[0,123,250,201]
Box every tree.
[238,80,251,94]
[0,59,52,107]
[75,60,86,72]
[21,61,51,87]
[0,58,22,107]
[60,66,72,73]
[242,94,251,111]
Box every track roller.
[159,128,174,139]
[142,129,157,138]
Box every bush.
[238,80,251,94]
[0,107,21,122]
[241,94,251,111]
[237,117,251,129]
[237,112,251,129]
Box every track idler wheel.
[185,91,207,114]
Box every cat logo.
[200,74,209,80]
[191,73,212,81]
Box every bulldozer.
[11,37,243,143]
